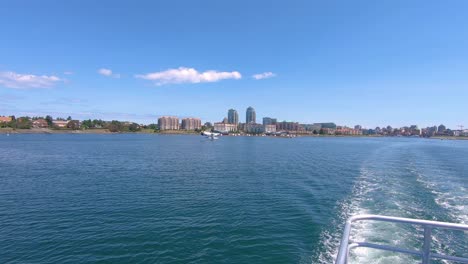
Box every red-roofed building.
[0,116,12,123]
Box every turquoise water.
[0,134,466,263]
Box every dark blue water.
[0,135,466,263]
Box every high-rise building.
[263,117,277,126]
[158,116,179,130]
[438,124,446,134]
[181,118,201,130]
[228,109,239,125]
[246,106,256,123]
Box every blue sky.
[1,0,467,128]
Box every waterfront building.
[158,116,179,130]
[276,121,300,132]
[425,126,438,137]
[67,120,81,130]
[238,123,246,132]
[437,124,446,134]
[409,125,420,136]
[316,122,337,129]
[321,128,336,135]
[303,124,322,133]
[411,128,421,136]
[264,124,276,133]
[262,117,277,126]
[246,106,256,123]
[181,118,201,130]
[32,119,49,128]
[353,129,363,135]
[462,129,468,137]
[228,109,239,125]
[245,123,264,134]
[335,126,362,135]
[52,120,69,128]
[213,122,237,133]
[354,125,362,130]
[0,116,12,123]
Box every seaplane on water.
[201,131,220,140]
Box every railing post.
[422,226,432,264]
[345,246,348,264]
[336,219,353,264]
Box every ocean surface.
[0,134,466,263]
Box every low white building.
[214,122,237,133]
[52,120,69,128]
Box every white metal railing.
[335,214,468,264]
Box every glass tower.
[246,106,256,123]
[228,109,239,125]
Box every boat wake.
[314,142,467,264]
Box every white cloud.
[252,72,276,80]
[0,71,62,89]
[98,68,120,78]
[135,67,242,85]
[98,68,112,76]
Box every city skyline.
[3,108,464,138]
[1,1,468,128]
[2,106,463,132]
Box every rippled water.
[0,134,466,263]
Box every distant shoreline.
[0,128,201,135]
[1,128,468,140]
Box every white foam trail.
[344,166,419,264]
[315,142,467,264]
[317,151,420,263]
[416,173,468,225]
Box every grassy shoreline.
[0,128,199,135]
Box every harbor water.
[0,134,466,263]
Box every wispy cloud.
[0,71,63,89]
[252,72,276,80]
[135,67,242,85]
[63,71,73,75]
[98,68,120,78]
